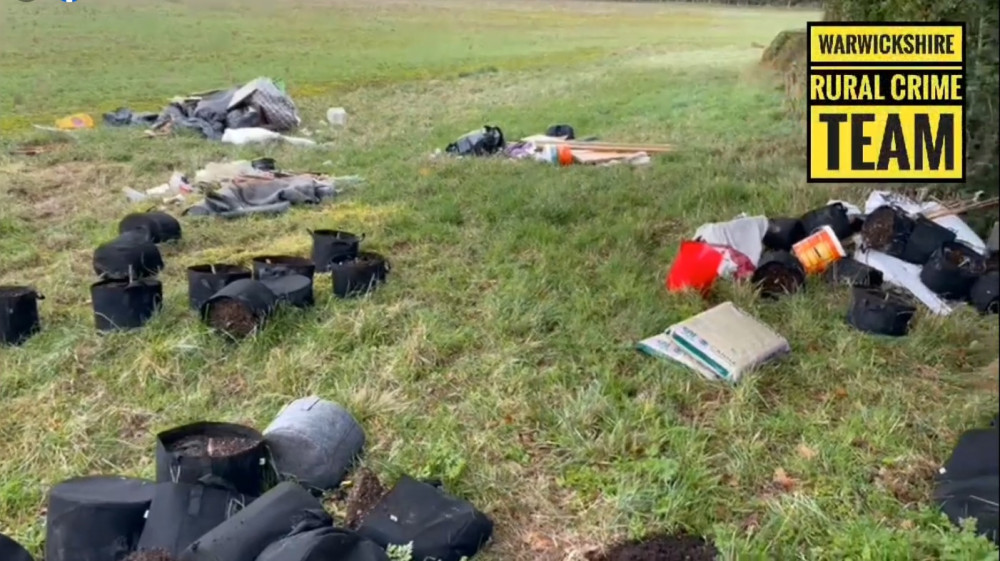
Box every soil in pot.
[587,532,719,561]
[763,218,807,251]
[0,285,43,346]
[0,532,33,561]
[260,274,314,309]
[155,421,269,497]
[969,271,999,314]
[91,278,163,332]
[93,231,164,280]
[823,258,883,288]
[846,287,916,337]
[861,205,914,257]
[310,229,361,273]
[201,279,277,339]
[331,252,389,298]
[125,550,177,561]
[186,264,252,311]
[920,241,987,300]
[251,255,316,281]
[751,251,805,298]
[119,211,183,244]
[900,216,956,265]
[800,202,852,239]
[345,468,386,530]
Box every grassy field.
[1,0,998,559]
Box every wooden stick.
[531,139,675,153]
[922,197,999,219]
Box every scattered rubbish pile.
[934,413,999,545]
[0,396,494,560]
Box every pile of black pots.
[194,228,390,339]
[4,395,492,561]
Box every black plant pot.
[899,217,957,265]
[763,218,807,251]
[178,482,327,561]
[260,274,314,309]
[154,421,270,497]
[187,264,252,312]
[200,279,277,339]
[920,241,987,300]
[823,258,884,288]
[330,252,389,298]
[44,475,156,561]
[0,532,33,561]
[136,481,255,557]
[0,285,43,346]
[751,251,805,298]
[934,474,999,546]
[800,202,852,239]
[91,279,163,332]
[94,232,165,280]
[861,205,914,258]
[256,527,388,561]
[969,271,999,315]
[357,476,494,561]
[119,211,183,244]
[251,255,316,282]
[251,157,276,172]
[309,229,361,273]
[846,287,916,337]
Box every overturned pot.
[847,287,916,337]
[200,279,277,339]
[823,258,883,288]
[920,241,986,300]
[310,229,362,273]
[330,252,390,298]
[900,216,956,265]
[0,285,43,346]
[154,421,270,497]
[260,274,314,309]
[94,231,165,280]
[256,526,389,561]
[0,532,33,561]
[763,218,807,252]
[263,396,366,491]
[861,205,914,258]
[800,202,852,239]
[969,271,999,315]
[91,278,163,332]
[187,263,252,311]
[119,211,183,244]
[137,480,256,557]
[251,255,316,282]
[751,251,805,298]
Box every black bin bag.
[0,532,34,561]
[178,482,326,561]
[44,475,156,561]
[255,526,388,561]
[137,479,256,557]
[356,476,493,561]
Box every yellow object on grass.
[55,113,95,130]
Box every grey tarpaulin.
[183,176,339,219]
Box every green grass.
[1,1,998,559]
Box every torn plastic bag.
[254,527,388,561]
[228,78,301,133]
[179,482,328,561]
[45,475,156,561]
[103,108,159,128]
[226,106,263,130]
[356,476,493,561]
[137,478,256,557]
[193,90,237,127]
[0,532,33,561]
[445,126,505,156]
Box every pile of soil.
[588,533,719,561]
[170,434,259,458]
[207,299,258,339]
[861,209,896,249]
[344,467,386,529]
[124,550,175,561]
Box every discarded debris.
[54,112,95,130]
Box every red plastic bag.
[666,241,755,294]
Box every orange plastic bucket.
[792,224,846,275]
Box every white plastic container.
[326,107,348,126]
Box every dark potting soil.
[757,267,799,295]
[124,550,176,561]
[588,533,719,561]
[862,209,895,249]
[345,468,386,530]
[170,434,259,458]
[207,299,258,339]
[944,246,985,273]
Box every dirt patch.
[587,532,719,561]
[207,299,259,339]
[345,467,386,529]
[873,458,939,505]
[124,550,176,561]
[170,434,258,458]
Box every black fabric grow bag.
[330,252,389,298]
[155,422,270,497]
[763,218,807,251]
[91,279,163,332]
[800,202,852,239]
[846,287,915,337]
[919,241,986,300]
[750,251,805,298]
[938,428,1000,482]
[119,212,183,244]
[137,480,255,557]
[823,258,883,288]
[310,230,361,273]
[934,474,999,545]
[860,205,914,258]
[0,532,33,561]
[93,232,165,280]
[1,285,43,346]
[178,482,326,561]
[251,256,316,282]
[255,527,388,561]
[356,476,493,561]
[200,279,277,339]
[44,475,156,561]
[900,217,956,265]
[261,274,314,309]
[969,271,999,315]
[187,264,252,312]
